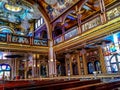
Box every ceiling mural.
[0,0,41,23]
[43,0,78,20]
[0,0,43,36]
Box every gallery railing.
[0,33,48,46]
[54,3,120,45]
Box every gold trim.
[0,43,49,53]
[53,17,120,51]
[5,3,22,12]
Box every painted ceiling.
[0,0,39,23]
[40,0,79,20]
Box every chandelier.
[45,0,57,5]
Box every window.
[35,17,44,29]
[103,32,120,73]
[88,62,94,74]
[0,64,11,80]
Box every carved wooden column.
[77,13,82,34]
[76,54,81,75]
[99,46,107,74]
[82,54,88,75]
[70,55,73,75]
[14,58,17,77]
[61,24,65,41]
[11,59,15,79]
[25,60,28,79]
[99,0,107,23]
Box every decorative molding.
[0,43,49,53]
[53,17,120,52]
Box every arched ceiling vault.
[26,0,52,39]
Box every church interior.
[0,0,120,90]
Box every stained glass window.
[0,64,11,80]
[103,32,120,73]
[0,64,11,71]
[88,62,94,74]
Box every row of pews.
[0,78,120,90]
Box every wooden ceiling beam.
[85,2,97,11]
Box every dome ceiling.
[0,0,41,23]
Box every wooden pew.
[4,79,79,90]
[63,80,120,90]
[16,79,101,90]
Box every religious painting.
[82,17,101,32]
[45,0,78,19]
[107,5,120,20]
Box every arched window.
[87,62,94,74]
[94,61,101,71]
[0,64,11,80]
[35,17,44,29]
[0,64,11,71]
[41,31,48,39]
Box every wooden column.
[82,54,88,75]
[25,60,28,79]
[14,58,17,77]
[11,59,15,79]
[99,47,107,74]
[37,60,40,77]
[99,0,107,23]
[70,55,73,75]
[62,24,65,41]
[76,54,81,75]
[77,14,82,34]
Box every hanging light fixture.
[45,0,57,5]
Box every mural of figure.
[57,0,65,5]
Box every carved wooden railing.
[54,3,120,45]
[0,33,48,46]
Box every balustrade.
[54,3,120,45]
[0,33,48,46]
